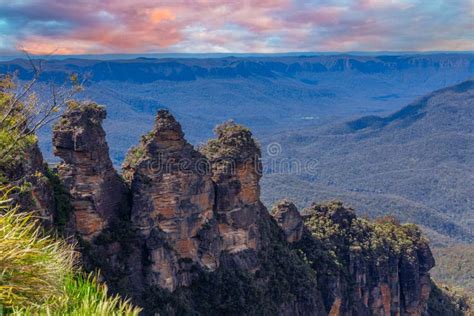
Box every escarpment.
[52,102,129,240]
[272,200,435,316]
[46,106,438,315]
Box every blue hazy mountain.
[261,79,474,246]
[1,53,473,165]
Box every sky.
[0,0,472,55]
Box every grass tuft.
[0,186,141,315]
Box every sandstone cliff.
[271,200,304,243]
[4,141,55,227]
[200,121,263,269]
[46,106,439,315]
[52,102,128,240]
[122,110,219,291]
[273,200,435,316]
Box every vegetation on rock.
[200,120,260,162]
[44,167,73,234]
[290,201,436,314]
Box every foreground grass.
[0,187,141,315]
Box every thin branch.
[0,51,85,163]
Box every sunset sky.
[0,0,472,55]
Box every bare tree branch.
[0,51,86,163]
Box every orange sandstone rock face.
[53,103,128,241]
[124,110,220,290]
[275,201,435,316]
[202,121,263,268]
[74,209,104,236]
[122,115,267,290]
[328,298,342,316]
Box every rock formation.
[273,200,435,316]
[8,142,55,227]
[47,106,438,315]
[116,113,324,313]
[52,102,128,240]
[122,109,219,290]
[201,121,263,269]
[271,200,304,243]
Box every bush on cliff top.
[301,201,428,262]
[200,120,259,161]
[293,201,432,297]
[0,186,141,315]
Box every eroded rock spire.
[123,109,219,290]
[53,102,128,240]
[201,121,263,267]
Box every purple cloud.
[0,0,472,54]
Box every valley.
[1,54,473,164]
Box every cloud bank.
[0,0,472,54]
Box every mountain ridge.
[342,78,474,133]
[262,79,474,245]
[1,54,472,165]
[2,54,473,83]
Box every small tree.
[0,56,84,168]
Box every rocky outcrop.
[122,110,219,291]
[52,102,128,240]
[120,116,268,291]
[117,113,325,314]
[278,201,435,316]
[47,105,437,315]
[6,142,55,227]
[271,200,304,243]
[201,121,263,268]
[24,144,55,226]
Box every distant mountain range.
[261,79,474,246]
[2,51,473,61]
[1,54,473,165]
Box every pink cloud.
[1,0,472,54]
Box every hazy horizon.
[1,50,474,62]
